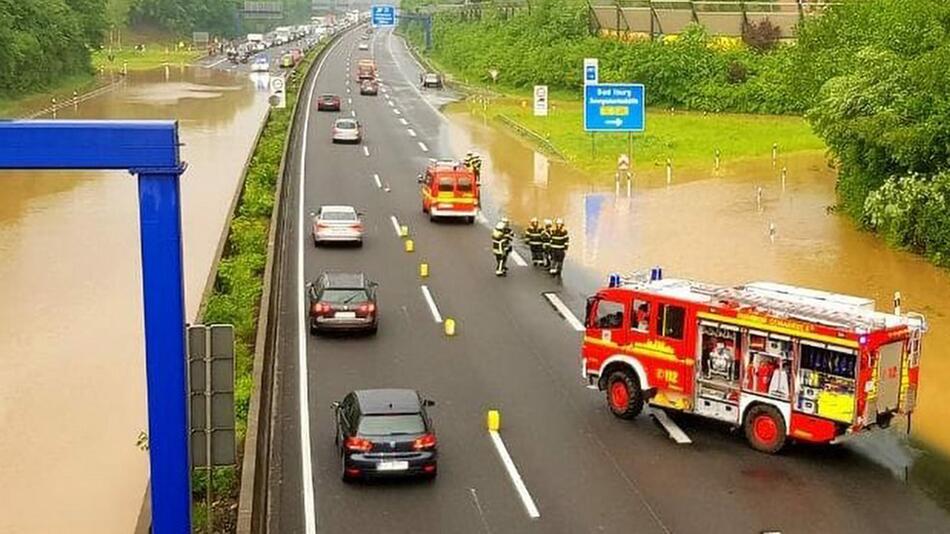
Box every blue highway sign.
[371,5,397,27]
[584,84,645,132]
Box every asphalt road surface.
[193,37,318,74]
[266,27,950,534]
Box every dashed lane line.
[510,251,528,267]
[399,118,409,126]
[393,109,402,115]
[418,142,429,152]
[389,215,402,237]
[542,293,586,332]
[407,128,417,137]
[351,110,357,117]
[489,430,541,519]
[420,285,444,323]
[363,146,370,157]
[387,100,395,107]
[373,173,382,189]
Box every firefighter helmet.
[529,217,539,225]
[543,218,552,227]
[495,221,506,230]
[555,217,564,227]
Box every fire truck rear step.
[648,408,692,444]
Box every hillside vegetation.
[407,0,950,266]
[0,0,108,98]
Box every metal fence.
[589,1,835,39]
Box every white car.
[358,42,369,51]
[312,205,364,246]
[251,58,269,72]
[331,118,362,144]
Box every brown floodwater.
[446,109,950,457]
[0,66,270,533]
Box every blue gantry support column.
[137,168,191,533]
[0,120,192,533]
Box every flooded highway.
[0,66,270,533]
[446,107,950,459]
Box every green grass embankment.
[92,46,202,71]
[0,73,99,118]
[189,41,324,533]
[462,95,825,179]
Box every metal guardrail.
[495,114,565,160]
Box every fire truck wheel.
[606,371,643,419]
[744,404,787,454]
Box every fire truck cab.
[581,271,926,453]
[417,159,479,223]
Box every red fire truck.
[417,159,479,223]
[580,271,926,453]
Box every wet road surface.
[267,27,950,533]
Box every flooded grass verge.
[464,98,825,180]
[191,44,324,533]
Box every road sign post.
[584,58,599,85]
[0,121,191,533]
[533,85,548,117]
[584,84,645,132]
[371,4,396,27]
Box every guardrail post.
[690,1,699,24]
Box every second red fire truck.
[581,270,926,453]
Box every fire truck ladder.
[690,283,889,332]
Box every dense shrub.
[742,19,781,53]
[0,0,107,98]
[864,173,950,266]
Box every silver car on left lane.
[312,205,364,246]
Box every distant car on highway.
[359,80,378,96]
[358,42,369,51]
[251,57,269,72]
[316,94,341,111]
[311,205,364,246]
[423,72,443,89]
[279,53,295,68]
[331,118,362,144]
[307,272,378,335]
[360,33,370,41]
[333,389,438,481]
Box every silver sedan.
[312,205,364,246]
[331,118,362,144]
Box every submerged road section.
[264,27,950,533]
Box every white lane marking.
[348,97,352,104]
[389,215,402,237]
[384,93,390,100]
[418,142,428,152]
[510,250,528,267]
[649,408,693,444]
[393,109,401,115]
[346,87,351,94]
[386,30,444,120]
[489,430,541,519]
[399,118,408,126]
[373,173,382,188]
[363,146,370,157]
[542,293,586,332]
[351,110,356,117]
[298,34,344,534]
[475,212,488,225]
[207,56,229,68]
[387,100,395,107]
[420,285,443,323]
[407,128,417,137]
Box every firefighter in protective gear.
[540,219,553,268]
[523,217,545,266]
[492,221,512,276]
[464,150,483,182]
[548,218,569,276]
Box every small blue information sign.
[371,5,396,27]
[583,84,645,132]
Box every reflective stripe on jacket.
[491,229,510,254]
[524,226,543,246]
[549,229,569,250]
